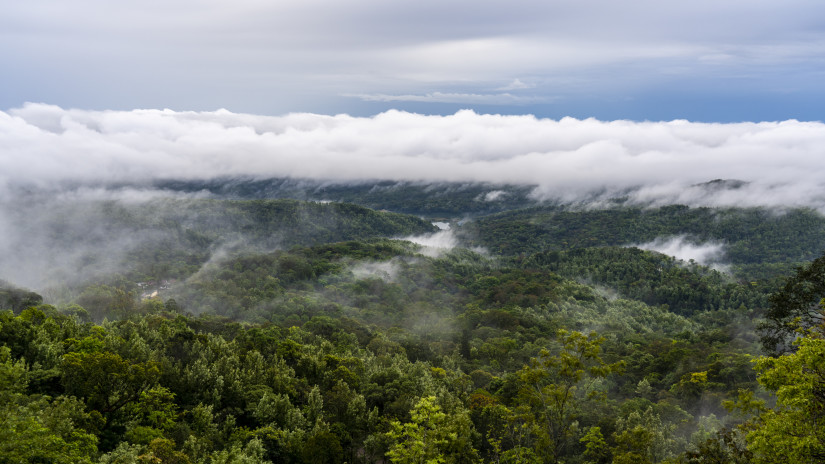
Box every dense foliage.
[154,178,539,217]
[464,205,825,280]
[1,194,824,463]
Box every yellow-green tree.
[746,334,825,463]
[517,330,624,463]
[386,395,478,464]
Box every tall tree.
[761,254,825,352]
[746,335,825,463]
[517,330,624,463]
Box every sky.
[3,0,825,121]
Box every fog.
[0,190,210,295]
[3,104,825,210]
[635,235,727,268]
[403,230,459,258]
[350,261,403,282]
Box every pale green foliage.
[517,330,624,462]
[474,399,541,464]
[254,391,306,429]
[0,346,26,393]
[386,395,479,464]
[123,387,178,445]
[747,335,825,463]
[209,437,272,464]
[97,441,144,464]
[688,414,723,448]
[306,385,324,425]
[580,426,609,464]
[611,407,684,464]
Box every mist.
[4,103,825,210]
[635,236,726,267]
[403,230,460,258]
[0,190,179,293]
[350,260,403,283]
[0,186,434,297]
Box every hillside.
[1,189,823,463]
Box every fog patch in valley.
[0,192,171,294]
[349,260,403,283]
[401,230,460,258]
[0,189,282,300]
[481,190,507,202]
[634,235,728,270]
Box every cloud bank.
[4,103,825,209]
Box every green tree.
[611,407,682,464]
[61,350,160,416]
[761,254,825,352]
[746,334,825,463]
[386,396,479,464]
[516,330,624,463]
[0,347,98,464]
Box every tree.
[0,347,98,463]
[61,350,160,416]
[761,254,825,352]
[386,396,478,464]
[746,334,825,463]
[76,284,136,321]
[516,330,624,463]
[610,407,682,464]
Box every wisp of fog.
[634,236,728,270]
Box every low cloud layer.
[4,104,825,210]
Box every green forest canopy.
[1,195,824,463]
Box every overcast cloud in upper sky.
[2,0,825,121]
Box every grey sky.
[3,0,825,120]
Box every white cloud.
[635,236,726,266]
[403,230,459,257]
[483,191,507,202]
[4,104,825,210]
[350,260,402,282]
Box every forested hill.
[51,198,436,251]
[3,189,825,463]
[0,197,436,289]
[463,204,825,279]
[153,178,539,216]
